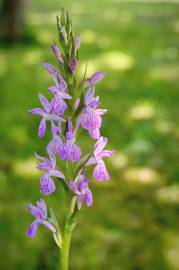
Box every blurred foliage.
[0,0,179,269]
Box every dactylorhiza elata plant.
[27,9,114,270]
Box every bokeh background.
[1,0,179,269]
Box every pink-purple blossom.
[59,118,81,162]
[28,93,65,137]
[86,136,114,181]
[36,152,65,195]
[68,175,93,209]
[47,123,63,155]
[80,88,107,140]
[48,71,71,115]
[27,199,56,238]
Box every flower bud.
[70,58,78,75]
[51,44,64,64]
[75,34,81,51]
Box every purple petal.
[86,157,97,166]
[38,117,46,137]
[90,72,106,85]
[85,88,95,105]
[88,128,100,140]
[51,97,67,115]
[38,94,51,113]
[71,144,82,162]
[41,220,56,233]
[78,178,89,193]
[51,169,65,179]
[27,220,39,238]
[95,108,108,115]
[93,160,110,181]
[28,108,44,116]
[49,114,66,122]
[60,92,72,100]
[84,72,106,87]
[37,199,47,220]
[47,137,62,155]
[48,85,59,94]
[43,62,55,74]
[84,190,93,207]
[81,110,102,131]
[40,174,56,195]
[58,142,81,162]
[94,136,108,156]
[98,150,114,158]
[68,180,78,193]
[27,204,40,219]
[49,152,56,169]
[77,195,83,209]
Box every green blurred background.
[0,0,179,269]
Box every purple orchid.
[59,118,82,162]
[27,10,114,267]
[80,87,107,140]
[68,175,93,209]
[28,93,65,137]
[47,123,63,155]
[36,152,65,195]
[86,136,114,181]
[27,199,56,238]
[84,72,106,88]
[48,74,71,115]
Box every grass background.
[0,0,179,269]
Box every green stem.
[60,223,73,270]
[60,195,77,270]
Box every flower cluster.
[27,10,114,239]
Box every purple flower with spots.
[49,74,71,115]
[80,88,107,140]
[68,175,93,209]
[36,152,65,195]
[28,93,65,137]
[47,123,63,155]
[86,136,114,181]
[59,118,81,162]
[27,199,56,238]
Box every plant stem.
[60,195,77,270]
[60,222,73,270]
